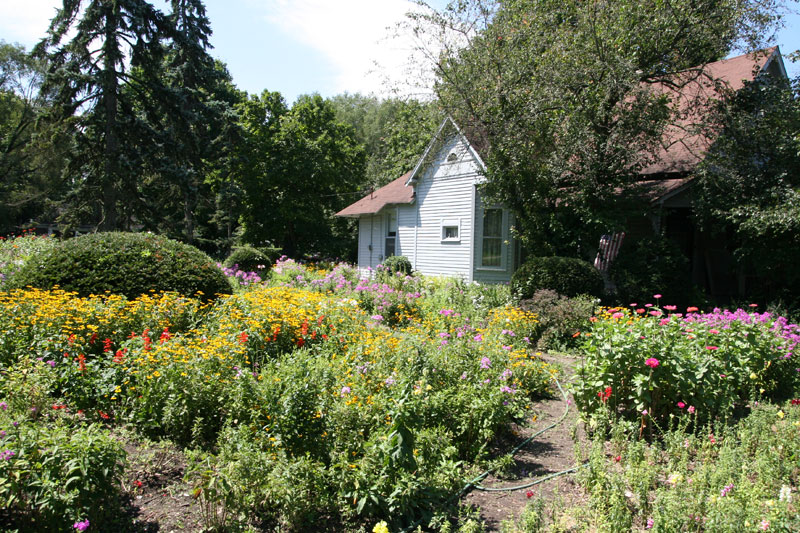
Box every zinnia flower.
[645,358,659,368]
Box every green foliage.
[7,232,232,300]
[519,290,597,352]
[0,415,126,531]
[695,75,800,308]
[329,94,443,188]
[224,245,272,273]
[412,0,787,253]
[574,402,800,532]
[512,256,604,300]
[573,306,799,430]
[0,233,58,287]
[609,235,695,308]
[379,255,412,276]
[236,92,366,258]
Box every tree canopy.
[410,0,788,256]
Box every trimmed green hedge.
[511,256,604,299]
[7,232,232,300]
[224,245,272,273]
[380,255,412,275]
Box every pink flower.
[688,405,695,414]
[480,357,491,369]
[760,519,770,530]
[645,358,659,368]
[612,312,624,319]
[646,518,654,529]
[649,310,662,316]
[642,409,649,416]
[664,305,677,311]
[73,520,90,532]
[706,346,719,351]
[677,401,686,409]
[653,294,662,299]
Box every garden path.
[464,353,589,531]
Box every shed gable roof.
[335,171,415,217]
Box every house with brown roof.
[337,48,787,290]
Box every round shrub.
[511,256,604,299]
[380,255,412,275]
[224,245,272,273]
[7,232,232,300]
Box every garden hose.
[466,377,587,493]
[400,376,586,533]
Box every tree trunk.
[100,4,120,231]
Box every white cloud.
[256,0,435,98]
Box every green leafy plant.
[512,256,604,300]
[6,232,232,300]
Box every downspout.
[467,184,476,282]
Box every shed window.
[441,218,461,242]
[481,208,502,267]
[385,211,397,258]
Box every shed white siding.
[397,204,416,267]
[411,135,479,279]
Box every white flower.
[779,485,792,502]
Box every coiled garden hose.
[401,376,587,532]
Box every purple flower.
[0,450,15,460]
[47,360,55,368]
[501,368,512,380]
[340,386,351,396]
[480,357,491,369]
[0,402,6,411]
[73,519,90,532]
[473,334,483,342]
[460,372,467,380]
[370,315,383,322]
[385,376,395,386]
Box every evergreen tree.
[34,0,172,231]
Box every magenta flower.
[653,294,662,299]
[646,518,654,529]
[706,346,719,351]
[73,520,90,532]
[645,358,659,369]
[677,401,686,409]
[480,357,491,369]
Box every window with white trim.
[385,211,397,258]
[481,208,502,267]
[441,218,461,242]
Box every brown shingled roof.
[641,48,779,175]
[336,171,415,217]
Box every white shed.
[336,118,519,282]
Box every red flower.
[77,354,86,373]
[159,328,171,344]
[113,349,126,364]
[614,455,621,462]
[98,410,111,420]
[790,399,800,406]
[687,307,699,313]
[89,333,98,345]
[52,404,67,410]
[296,338,305,348]
[238,331,249,345]
[301,319,309,336]
[133,480,143,488]
[102,338,113,352]
[526,490,534,499]
[598,386,612,402]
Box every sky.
[1,0,798,105]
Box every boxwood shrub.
[380,255,412,275]
[224,245,272,273]
[511,256,604,299]
[7,232,232,300]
